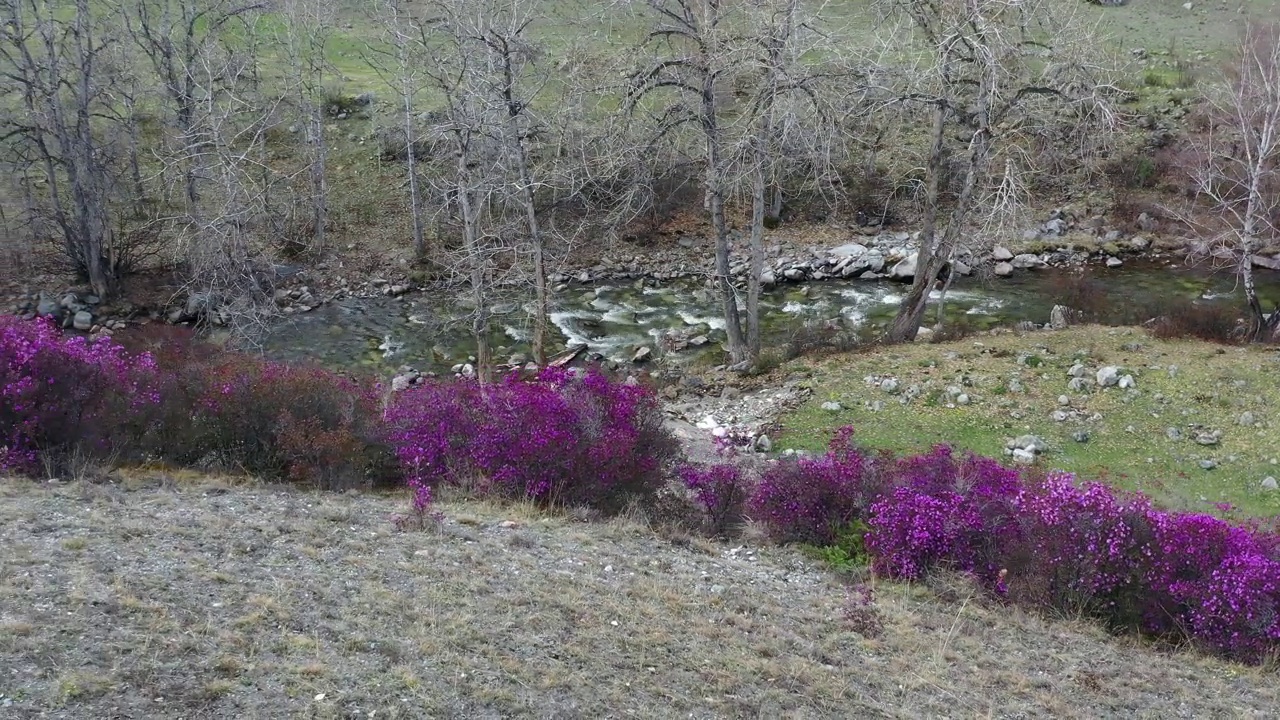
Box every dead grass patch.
[1,478,1277,717]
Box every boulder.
[72,310,93,331]
[993,262,1014,277]
[36,296,60,318]
[1049,305,1077,330]
[829,243,868,258]
[1251,254,1280,271]
[889,253,918,280]
[1263,476,1278,491]
[1096,366,1121,387]
[1106,256,1123,268]
[1011,253,1044,269]
[992,246,1014,261]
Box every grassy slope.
[776,325,1280,517]
[2,474,1278,719]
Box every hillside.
[1,474,1277,719]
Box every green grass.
[775,325,1280,518]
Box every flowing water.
[259,262,1280,372]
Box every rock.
[755,435,772,453]
[889,253,918,280]
[185,291,219,319]
[1194,430,1222,446]
[914,326,933,342]
[820,401,842,412]
[952,260,972,276]
[956,393,970,405]
[783,267,806,281]
[632,346,652,363]
[1051,410,1069,422]
[1200,459,1217,470]
[1106,256,1123,268]
[1010,253,1043,269]
[1129,235,1150,251]
[993,262,1014,277]
[760,271,776,286]
[880,378,899,394]
[1057,395,1070,406]
[391,375,413,392]
[1072,431,1090,443]
[1044,218,1067,236]
[1118,374,1136,389]
[1049,305,1078,330]
[829,243,868,258]
[1262,476,1278,491]
[992,246,1014,261]
[1096,366,1120,387]
[1136,213,1158,232]
[1166,427,1184,441]
[1238,411,1257,427]
[1011,448,1036,464]
[1011,434,1048,454]
[72,310,93,331]
[36,296,60,318]
[1067,363,1087,378]
[1251,254,1280,271]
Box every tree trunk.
[703,70,746,365]
[747,132,767,362]
[310,107,328,252]
[885,101,947,344]
[455,143,490,383]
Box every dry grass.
[1,473,1278,719]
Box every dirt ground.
[2,473,1278,719]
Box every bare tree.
[874,0,1121,343]
[0,0,129,299]
[278,0,334,254]
[125,0,262,217]
[627,0,750,365]
[737,0,845,363]
[369,0,429,261]
[1187,21,1280,341]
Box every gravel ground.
[2,473,1278,719]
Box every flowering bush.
[1,317,392,487]
[867,447,1022,583]
[726,425,1280,664]
[678,462,751,537]
[749,427,887,545]
[384,366,678,514]
[1,316,158,473]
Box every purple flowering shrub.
[749,427,888,545]
[384,366,678,514]
[678,462,752,537]
[1,316,158,473]
[727,425,1280,664]
[0,317,392,487]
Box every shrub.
[867,446,1021,583]
[384,366,679,515]
[0,316,158,473]
[147,352,390,488]
[1145,299,1245,344]
[678,462,752,537]
[749,427,886,545]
